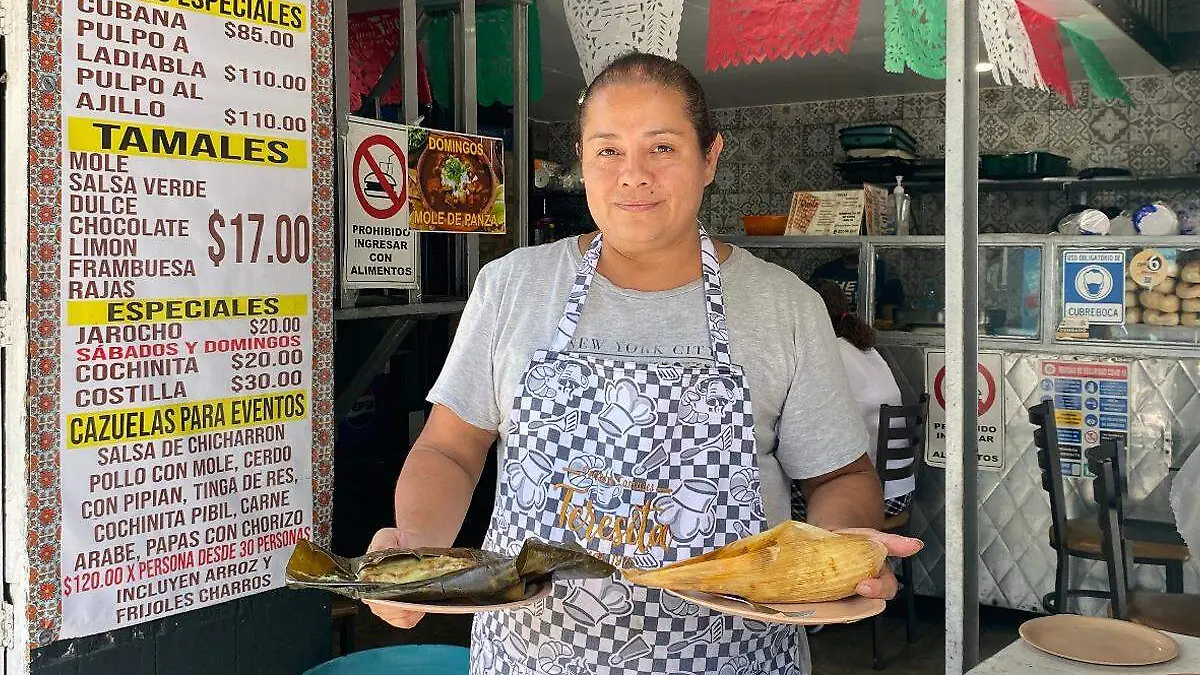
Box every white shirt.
[836,339,914,500]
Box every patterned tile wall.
[541,72,1200,238]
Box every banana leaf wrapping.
[285,538,616,603]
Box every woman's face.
[579,82,722,253]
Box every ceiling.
[530,0,1169,120]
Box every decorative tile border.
[27,0,64,645]
[311,0,336,550]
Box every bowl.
[415,146,498,230]
[742,215,788,236]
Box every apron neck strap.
[549,228,733,365]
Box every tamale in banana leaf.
[285,538,616,604]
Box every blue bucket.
[305,644,469,675]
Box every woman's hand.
[834,529,924,600]
[362,528,425,629]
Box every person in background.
[809,251,905,325]
[814,280,914,516]
[809,250,860,305]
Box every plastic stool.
[305,644,469,675]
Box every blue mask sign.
[1062,250,1126,326]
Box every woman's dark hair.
[576,52,717,153]
[815,281,876,351]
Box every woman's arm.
[801,455,923,600]
[366,404,497,628]
[391,404,498,547]
[800,454,884,532]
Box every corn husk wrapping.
[285,538,616,603]
[623,521,888,603]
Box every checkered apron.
[470,230,802,675]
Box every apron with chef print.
[469,229,803,675]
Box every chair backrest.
[1112,438,1130,519]
[875,393,930,488]
[1089,436,1130,522]
[1029,400,1069,553]
[1090,441,1132,620]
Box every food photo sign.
[406,127,506,234]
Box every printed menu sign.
[784,188,887,236]
[785,190,864,236]
[1038,360,1130,479]
[60,0,315,638]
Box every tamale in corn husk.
[623,521,888,604]
[285,538,616,603]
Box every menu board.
[784,190,870,236]
[57,0,317,638]
[1038,361,1130,479]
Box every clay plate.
[363,582,551,614]
[666,590,885,626]
[1019,614,1179,666]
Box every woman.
[368,53,922,674]
[814,281,914,516]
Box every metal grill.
[1128,0,1169,37]
[1085,0,1175,66]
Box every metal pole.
[945,0,981,673]
[451,11,466,296]
[513,0,531,249]
[400,0,424,303]
[459,0,480,293]
[3,0,34,661]
[459,0,477,132]
[334,0,354,309]
[401,0,419,124]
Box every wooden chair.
[871,394,929,671]
[1092,442,1200,637]
[1029,401,1188,615]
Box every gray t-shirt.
[428,237,870,526]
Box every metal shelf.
[334,300,467,321]
[419,0,528,11]
[723,234,1200,249]
[899,173,1200,194]
[723,235,951,247]
[532,188,585,197]
[877,331,1200,360]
